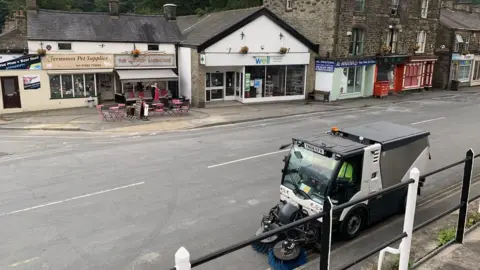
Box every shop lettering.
[45,55,109,62]
[254,56,270,65]
[115,55,175,67]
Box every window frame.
[387,29,399,53]
[391,0,400,15]
[58,43,72,50]
[354,0,365,12]
[49,73,97,99]
[349,28,365,56]
[421,0,429,18]
[416,31,426,53]
[344,66,364,94]
[147,44,159,51]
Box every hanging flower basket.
[380,44,391,55]
[239,46,249,54]
[131,49,141,58]
[461,50,470,56]
[279,47,288,54]
[37,48,46,56]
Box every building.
[264,0,440,100]
[433,1,480,89]
[0,0,183,114]
[176,7,319,108]
[0,10,27,62]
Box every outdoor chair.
[179,100,190,115]
[115,104,126,121]
[99,105,115,122]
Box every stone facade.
[190,49,206,108]
[0,10,27,53]
[264,0,441,59]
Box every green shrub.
[467,212,480,228]
[437,227,456,246]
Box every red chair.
[153,103,165,116]
[138,92,145,98]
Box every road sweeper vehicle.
[252,121,431,269]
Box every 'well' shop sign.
[114,54,176,68]
[42,54,114,69]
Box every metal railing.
[172,149,478,270]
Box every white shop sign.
[204,53,310,66]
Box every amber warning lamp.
[331,126,339,133]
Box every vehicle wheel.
[340,210,365,240]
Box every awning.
[46,69,113,74]
[116,69,178,82]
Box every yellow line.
[9,257,39,267]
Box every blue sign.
[335,59,376,68]
[315,60,335,72]
[0,55,41,70]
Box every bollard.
[175,247,191,270]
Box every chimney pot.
[163,4,177,21]
[109,0,119,16]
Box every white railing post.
[175,247,191,270]
[376,168,420,270]
[398,167,420,269]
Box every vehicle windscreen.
[282,145,340,204]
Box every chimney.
[109,0,119,16]
[163,4,177,21]
[26,0,37,13]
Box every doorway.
[225,72,235,100]
[235,72,243,100]
[206,72,224,101]
[1,76,21,109]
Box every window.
[403,64,422,88]
[148,44,159,51]
[387,29,399,53]
[458,60,471,81]
[243,65,305,99]
[473,61,480,81]
[49,73,98,99]
[454,34,463,52]
[391,0,399,15]
[421,0,429,18]
[345,66,364,94]
[355,0,365,12]
[58,43,71,50]
[265,66,286,96]
[286,0,293,11]
[205,72,224,100]
[416,31,426,53]
[349,28,364,55]
[464,35,470,52]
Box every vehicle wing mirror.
[294,151,303,159]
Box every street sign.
[200,54,205,65]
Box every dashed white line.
[0,182,145,218]
[411,117,446,125]
[9,257,39,267]
[207,150,289,168]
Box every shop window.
[50,74,98,99]
[58,43,71,50]
[473,61,480,81]
[421,0,429,18]
[355,0,365,12]
[148,44,159,51]
[391,0,399,15]
[416,31,426,53]
[205,72,224,100]
[266,66,286,96]
[404,64,422,88]
[345,66,363,94]
[245,66,265,98]
[458,60,471,81]
[286,65,305,95]
[349,28,364,55]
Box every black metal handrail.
[171,149,476,270]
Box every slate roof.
[0,28,27,52]
[440,8,480,31]
[176,7,319,53]
[27,9,183,43]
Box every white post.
[399,168,420,269]
[175,247,191,270]
[377,247,400,270]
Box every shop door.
[225,72,235,100]
[235,72,243,100]
[206,72,224,101]
[1,76,21,109]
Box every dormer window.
[148,44,159,51]
[286,0,293,11]
[391,0,399,15]
[58,43,71,50]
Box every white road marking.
[207,150,289,168]
[0,148,74,164]
[0,182,145,218]
[9,257,39,267]
[411,117,446,125]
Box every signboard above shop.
[315,60,335,72]
[42,54,114,70]
[315,59,376,72]
[114,54,176,68]
[452,53,474,61]
[0,55,41,70]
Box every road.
[1,92,480,270]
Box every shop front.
[471,55,480,86]
[402,56,437,91]
[202,53,310,104]
[449,53,474,88]
[41,54,115,103]
[375,55,409,93]
[314,58,376,101]
[114,54,178,102]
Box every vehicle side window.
[333,155,363,203]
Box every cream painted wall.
[178,47,192,100]
[28,41,176,55]
[204,15,309,54]
[0,70,91,114]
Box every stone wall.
[190,49,206,108]
[263,0,336,57]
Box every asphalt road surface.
[1,92,480,270]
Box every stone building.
[0,10,27,59]
[264,0,440,100]
[433,0,480,89]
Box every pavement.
[0,89,469,133]
[2,89,480,269]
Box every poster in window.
[23,75,41,90]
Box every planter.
[37,49,46,57]
[239,46,249,54]
[279,47,288,54]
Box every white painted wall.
[28,41,176,55]
[315,72,333,92]
[178,47,192,100]
[205,15,309,54]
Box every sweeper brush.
[251,226,283,254]
[267,240,307,270]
